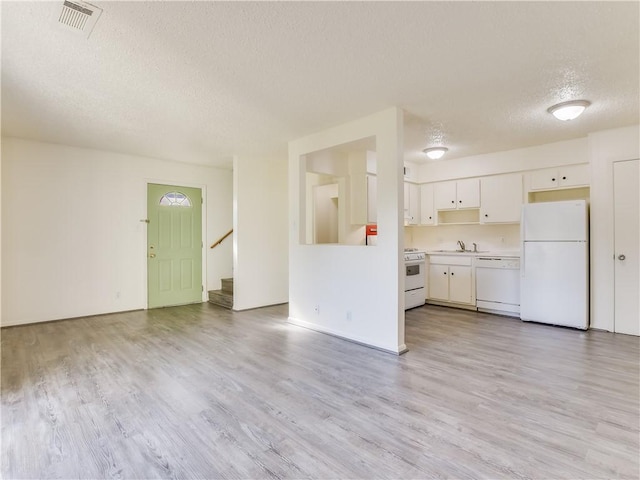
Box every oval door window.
[159,192,192,207]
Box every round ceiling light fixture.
[423,146,448,160]
[547,100,591,121]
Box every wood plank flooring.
[2,303,638,479]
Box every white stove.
[404,249,426,309]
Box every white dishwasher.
[475,257,520,317]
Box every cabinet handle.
[562,176,567,180]
[484,214,488,217]
[552,177,556,181]
[429,216,432,219]
[459,200,462,203]
[443,271,447,275]
[451,272,455,276]
[451,200,455,204]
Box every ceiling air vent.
[56,0,102,38]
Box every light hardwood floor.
[2,303,639,479]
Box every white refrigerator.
[520,200,589,329]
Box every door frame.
[142,178,207,308]
[612,158,639,335]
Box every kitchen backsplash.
[405,224,521,252]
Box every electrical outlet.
[346,311,352,321]
[314,305,320,314]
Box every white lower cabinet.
[428,265,450,301]
[427,256,475,307]
[449,266,473,304]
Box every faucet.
[473,242,478,253]
[457,240,465,251]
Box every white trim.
[287,316,407,355]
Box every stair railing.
[210,229,233,249]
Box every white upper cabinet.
[457,178,480,208]
[404,182,419,225]
[558,164,590,188]
[529,164,589,191]
[419,184,435,225]
[480,173,523,224]
[434,181,457,210]
[366,175,377,224]
[434,178,480,210]
[351,174,376,224]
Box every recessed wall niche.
[300,136,377,246]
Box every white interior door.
[613,159,640,336]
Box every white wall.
[408,224,520,253]
[0,148,2,324]
[288,107,405,354]
[418,137,588,183]
[1,137,232,326]
[588,125,640,331]
[232,155,288,311]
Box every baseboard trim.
[287,316,408,355]
[426,300,477,311]
[1,308,145,329]
[232,301,288,312]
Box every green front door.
[147,183,203,309]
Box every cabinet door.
[456,178,480,209]
[407,183,419,225]
[420,184,435,225]
[404,182,410,211]
[366,175,377,224]
[558,164,589,188]
[530,169,559,190]
[449,266,472,304]
[434,181,457,210]
[480,174,523,223]
[350,173,367,225]
[428,265,450,301]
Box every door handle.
[618,254,626,261]
[149,253,156,258]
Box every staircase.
[208,278,234,309]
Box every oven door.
[405,261,425,291]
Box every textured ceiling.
[2,1,639,168]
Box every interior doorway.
[313,183,339,244]
[147,183,203,309]
[613,159,639,335]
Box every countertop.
[424,250,520,258]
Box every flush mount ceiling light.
[423,147,448,160]
[547,100,591,121]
